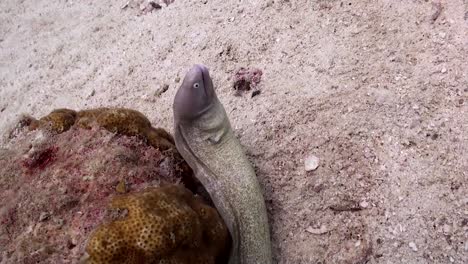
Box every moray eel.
[173,64,272,264]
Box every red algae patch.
[22,146,58,172]
[233,67,263,96]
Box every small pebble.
[359,201,369,208]
[409,242,418,252]
[304,155,320,171]
[441,68,447,73]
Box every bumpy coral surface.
[0,108,225,263]
[29,107,176,151]
[85,185,229,264]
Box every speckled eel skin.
[173,64,272,264]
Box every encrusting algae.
[0,108,229,263]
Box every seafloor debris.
[161,0,175,6]
[305,225,329,235]
[140,1,162,14]
[154,83,170,97]
[0,108,226,263]
[430,1,442,23]
[329,199,363,212]
[121,0,173,15]
[251,90,261,98]
[233,67,263,96]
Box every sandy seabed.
[0,0,467,263]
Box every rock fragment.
[305,154,320,171]
[409,242,418,252]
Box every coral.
[30,107,176,151]
[0,108,221,263]
[85,185,229,264]
[37,108,78,133]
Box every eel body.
[173,65,272,264]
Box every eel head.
[173,64,217,123]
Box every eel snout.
[173,64,216,122]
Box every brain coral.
[0,108,225,263]
[85,185,229,264]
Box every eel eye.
[193,83,200,89]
